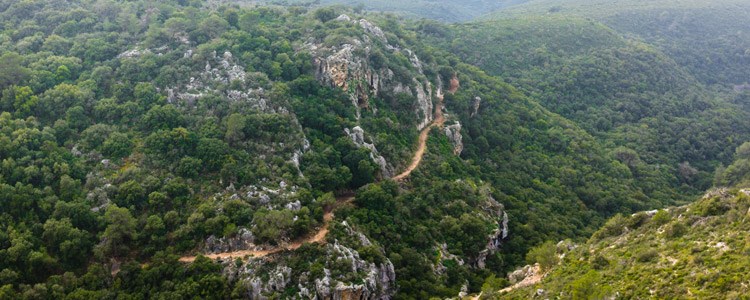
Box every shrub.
[591,255,610,270]
[526,241,558,270]
[591,214,628,241]
[665,222,688,239]
[636,249,659,263]
[651,210,671,226]
[694,196,728,217]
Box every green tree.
[195,14,229,43]
[134,82,163,108]
[314,8,337,23]
[65,106,89,131]
[0,52,31,89]
[42,218,92,268]
[99,205,137,257]
[526,241,558,270]
[176,157,203,178]
[252,209,295,244]
[56,65,71,82]
[8,86,38,118]
[225,113,246,146]
[116,180,147,208]
[141,104,184,131]
[101,132,133,159]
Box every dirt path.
[178,196,353,263]
[392,89,445,181]
[178,88,448,263]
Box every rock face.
[307,15,449,178]
[313,242,396,300]
[346,126,394,178]
[225,260,293,299]
[204,228,255,254]
[306,15,434,130]
[444,122,464,155]
[471,96,482,118]
[434,243,465,275]
[476,196,509,269]
[448,74,460,94]
[508,264,541,285]
[224,224,396,300]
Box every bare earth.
[498,264,544,294]
[179,88,447,263]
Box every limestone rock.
[444,122,464,155]
[346,126,394,178]
[471,96,482,117]
[203,228,255,254]
[359,19,387,43]
[508,264,540,285]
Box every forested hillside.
[0,0,675,298]
[2,0,749,299]
[252,0,528,22]
[486,0,750,86]
[419,5,750,199]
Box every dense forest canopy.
[1,0,749,299]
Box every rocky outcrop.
[734,83,750,92]
[508,264,542,285]
[471,96,482,118]
[226,261,293,300]
[434,243,465,275]
[448,74,460,94]
[204,228,256,254]
[159,49,297,117]
[476,196,509,269]
[313,241,396,300]
[224,228,396,300]
[359,19,388,43]
[444,122,463,155]
[413,80,434,130]
[309,15,437,130]
[346,126,394,178]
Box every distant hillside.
[419,15,750,198]
[253,0,528,22]
[485,0,750,86]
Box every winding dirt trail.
[179,196,354,263]
[392,90,445,181]
[179,89,447,263]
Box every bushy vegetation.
[2,0,749,298]
[255,0,527,22]
[420,12,750,198]
[487,0,750,86]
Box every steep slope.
[500,182,750,298]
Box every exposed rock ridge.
[346,126,394,178]
[222,226,396,299]
[203,228,255,254]
[310,40,435,130]
[444,122,463,155]
[476,196,509,269]
[307,15,446,178]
